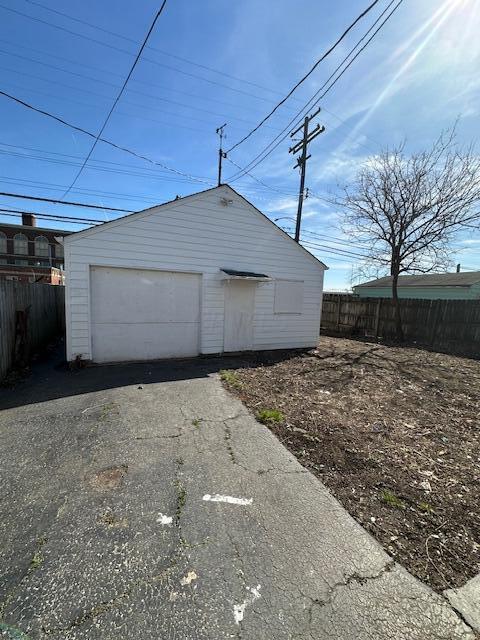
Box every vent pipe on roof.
[456,263,461,273]
[22,213,37,227]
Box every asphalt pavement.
[0,347,475,639]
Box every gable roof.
[356,272,480,288]
[61,184,328,270]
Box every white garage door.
[90,266,201,363]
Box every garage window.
[274,279,304,314]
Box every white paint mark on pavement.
[180,570,198,586]
[156,513,173,526]
[202,494,252,506]
[81,399,108,414]
[234,584,261,624]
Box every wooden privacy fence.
[321,294,480,358]
[0,281,65,380]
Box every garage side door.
[90,266,201,363]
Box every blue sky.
[0,0,479,289]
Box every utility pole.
[216,123,227,186]
[289,108,325,242]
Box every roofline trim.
[0,222,71,234]
[355,284,475,289]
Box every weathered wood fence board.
[0,281,65,380]
[321,294,480,358]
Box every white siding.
[64,185,326,361]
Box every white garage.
[62,185,327,364]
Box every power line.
[279,227,371,258]
[225,155,335,203]
[303,250,359,265]
[0,141,202,177]
[0,175,169,205]
[0,89,212,185]
[0,191,135,212]
[0,148,299,203]
[1,33,375,138]
[226,0,403,181]
[0,146,207,186]
[278,227,369,259]
[24,0,291,99]
[301,241,367,260]
[227,1,400,181]
[226,0,381,153]
[60,2,168,199]
[225,156,299,198]
[302,1,405,116]
[0,49,285,132]
[0,25,385,147]
[299,228,372,251]
[0,72,244,135]
[0,37,279,116]
[296,237,370,259]
[0,3,283,106]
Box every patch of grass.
[191,418,203,428]
[30,551,43,569]
[380,489,405,509]
[220,370,241,387]
[29,535,47,570]
[257,409,284,425]
[177,485,186,512]
[418,501,435,513]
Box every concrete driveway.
[0,347,474,639]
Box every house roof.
[356,272,480,288]
[0,222,71,235]
[61,184,328,270]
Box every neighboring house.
[353,272,480,300]
[0,213,68,284]
[60,185,327,364]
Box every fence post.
[374,298,382,338]
[336,294,341,331]
[430,299,448,348]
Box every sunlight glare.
[338,0,475,150]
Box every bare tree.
[340,130,480,340]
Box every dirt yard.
[221,336,480,593]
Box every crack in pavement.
[225,529,249,640]
[223,421,237,465]
[221,416,309,478]
[442,597,477,635]
[0,533,49,623]
[305,560,397,626]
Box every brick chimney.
[22,213,36,227]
